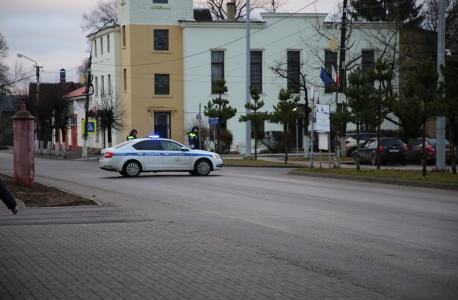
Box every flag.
[320,67,332,85]
[73,100,83,111]
[93,106,97,116]
[332,65,340,88]
[317,97,320,104]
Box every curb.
[224,165,308,168]
[288,171,458,191]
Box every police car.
[99,136,223,177]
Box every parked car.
[346,133,377,157]
[407,138,456,164]
[355,138,407,165]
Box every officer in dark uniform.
[127,129,138,141]
[188,126,200,149]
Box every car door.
[365,141,377,161]
[132,140,164,171]
[160,140,192,170]
[359,140,372,162]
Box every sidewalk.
[0,146,101,160]
[0,218,391,299]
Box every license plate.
[389,149,399,152]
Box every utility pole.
[338,0,348,157]
[245,0,252,158]
[435,0,446,171]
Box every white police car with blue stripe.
[99,136,223,177]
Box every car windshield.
[381,139,404,147]
[113,141,133,149]
[428,139,449,145]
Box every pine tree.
[439,56,458,174]
[392,58,444,177]
[366,59,397,169]
[349,0,423,26]
[270,88,303,163]
[239,87,269,160]
[204,79,237,153]
[343,67,374,171]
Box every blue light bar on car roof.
[148,135,160,139]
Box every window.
[362,50,375,86]
[155,74,170,95]
[95,77,98,96]
[108,74,111,94]
[160,140,183,151]
[287,51,300,93]
[100,37,103,55]
[251,51,262,93]
[154,29,169,51]
[123,69,127,90]
[211,51,224,93]
[71,115,77,126]
[153,0,168,3]
[107,34,110,53]
[325,50,337,93]
[101,75,104,96]
[122,25,126,47]
[251,121,265,139]
[133,140,163,150]
[94,40,97,57]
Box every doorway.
[154,112,171,139]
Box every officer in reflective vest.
[127,129,137,141]
[188,126,200,149]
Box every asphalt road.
[1,151,457,300]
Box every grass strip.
[223,159,304,167]
[289,157,353,162]
[292,168,458,184]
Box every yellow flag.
[329,35,339,52]
[79,74,86,85]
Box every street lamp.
[82,18,115,159]
[17,53,41,154]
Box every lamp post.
[82,18,115,159]
[17,53,42,154]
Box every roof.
[180,18,265,23]
[65,86,87,99]
[28,82,78,102]
[194,8,213,21]
[0,95,23,111]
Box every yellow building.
[118,0,193,143]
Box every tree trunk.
[61,126,66,157]
[108,126,113,148]
[284,123,288,163]
[54,123,60,157]
[356,122,360,171]
[377,123,381,169]
[254,124,257,160]
[450,123,456,174]
[421,122,427,177]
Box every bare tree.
[0,32,31,95]
[81,0,118,33]
[76,57,90,83]
[94,91,124,148]
[264,0,290,13]
[207,0,269,20]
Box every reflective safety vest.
[188,132,199,148]
[127,135,136,141]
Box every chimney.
[227,2,236,20]
[60,68,66,83]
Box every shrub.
[217,130,233,154]
[259,131,288,153]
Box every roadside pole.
[199,103,201,149]
[245,0,252,158]
[310,84,315,169]
[435,0,446,171]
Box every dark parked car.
[407,138,456,163]
[355,138,407,165]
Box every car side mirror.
[181,147,189,151]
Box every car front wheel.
[123,161,141,177]
[194,159,212,176]
[371,154,377,166]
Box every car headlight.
[212,154,221,159]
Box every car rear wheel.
[353,153,359,165]
[348,148,356,157]
[194,159,211,176]
[371,154,377,166]
[123,161,141,177]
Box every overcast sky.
[1,0,336,85]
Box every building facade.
[111,0,401,152]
